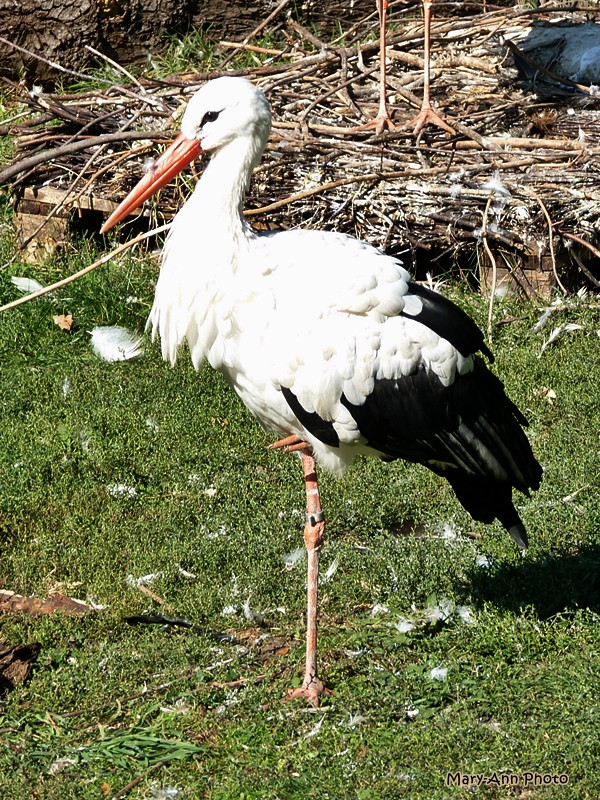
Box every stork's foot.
[348,112,396,135]
[268,434,311,453]
[285,674,332,707]
[403,106,455,135]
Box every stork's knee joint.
[303,518,325,550]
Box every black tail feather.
[441,471,530,549]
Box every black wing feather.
[340,359,542,547]
[281,386,340,447]
[403,282,494,361]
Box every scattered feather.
[345,713,366,728]
[145,417,159,433]
[283,547,305,570]
[440,523,459,542]
[178,566,197,579]
[11,275,45,294]
[160,698,192,715]
[430,666,448,681]
[78,430,93,453]
[90,325,143,362]
[243,596,266,624]
[539,325,565,355]
[126,571,163,588]
[533,307,553,332]
[107,483,137,499]
[514,205,530,220]
[476,554,491,569]
[47,756,77,775]
[457,606,477,625]
[539,323,582,356]
[370,603,389,617]
[147,784,181,800]
[426,597,454,622]
[62,378,71,398]
[203,484,217,497]
[221,604,237,615]
[303,715,325,739]
[394,617,415,633]
[483,171,511,196]
[321,558,339,583]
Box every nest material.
[3,2,600,296]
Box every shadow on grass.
[467,545,600,619]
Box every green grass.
[0,238,599,799]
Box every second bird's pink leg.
[402,0,455,134]
[348,0,396,134]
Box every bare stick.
[527,188,567,296]
[0,131,170,185]
[481,197,497,340]
[0,224,171,314]
[84,44,145,91]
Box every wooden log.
[13,186,121,263]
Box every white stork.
[101,77,542,705]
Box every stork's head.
[181,76,271,153]
[100,77,271,233]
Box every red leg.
[349,0,396,134]
[268,434,311,453]
[285,450,331,705]
[402,0,455,135]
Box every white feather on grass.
[533,307,553,332]
[429,666,448,681]
[539,323,583,356]
[90,325,143,362]
[283,547,305,570]
[321,557,339,583]
[11,276,46,294]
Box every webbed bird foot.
[348,110,396,135]
[285,673,332,708]
[403,106,455,135]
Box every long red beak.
[100,132,203,233]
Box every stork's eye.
[201,110,220,127]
